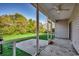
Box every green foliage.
[39,23,46,33]
[0,13,46,35]
[27,19,36,33]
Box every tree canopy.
[0,13,46,35]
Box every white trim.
[47,18,49,41]
[51,22,52,39]
[0,41,3,44]
[13,41,16,56]
[47,19,53,41]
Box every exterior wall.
[55,20,68,39]
[68,4,79,54]
[55,4,79,54]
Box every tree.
[0,13,46,35]
[15,13,28,34]
[27,19,36,33]
[0,15,15,34]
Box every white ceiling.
[38,3,75,21]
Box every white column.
[47,20,53,41]
[13,41,16,56]
[51,22,52,39]
[47,18,49,40]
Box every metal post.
[47,18,49,41]
[36,3,39,55]
[13,41,16,56]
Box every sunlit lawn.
[3,33,46,42]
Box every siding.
[72,17,79,54]
[55,20,68,39]
[69,4,79,54]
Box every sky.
[0,3,46,24]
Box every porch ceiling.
[33,3,75,21]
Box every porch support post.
[13,41,16,56]
[51,22,52,39]
[47,18,49,41]
[36,3,39,55]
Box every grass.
[0,33,54,56]
[0,43,31,56]
[3,33,45,42]
[39,34,55,40]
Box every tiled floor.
[16,39,78,56]
[39,39,78,56]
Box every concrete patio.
[39,38,78,56]
[16,39,48,55]
[16,39,78,56]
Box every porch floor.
[39,38,78,56]
[16,39,48,55]
[16,39,78,56]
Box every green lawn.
[39,34,54,40]
[0,33,54,56]
[3,33,46,42]
[1,43,31,56]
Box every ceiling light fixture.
[57,10,60,14]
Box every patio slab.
[16,39,78,56]
[16,39,48,55]
[39,39,78,56]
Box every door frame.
[69,22,72,40]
